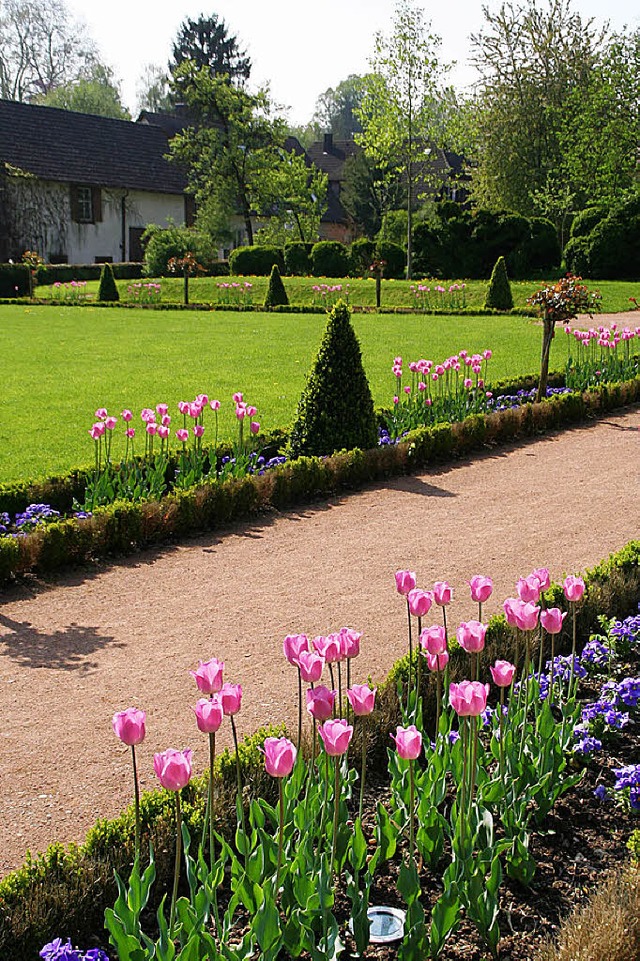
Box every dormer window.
[71,185,102,223]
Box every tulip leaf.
[252,892,282,955]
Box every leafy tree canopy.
[35,63,130,119]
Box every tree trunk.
[536,315,555,402]
[183,268,189,306]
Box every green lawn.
[35,275,640,312]
[0,303,572,486]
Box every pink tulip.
[456,620,487,653]
[490,660,516,687]
[190,658,224,694]
[540,607,567,634]
[89,423,105,440]
[141,408,155,423]
[121,409,133,422]
[157,425,170,440]
[95,407,108,419]
[407,588,433,617]
[283,633,309,666]
[156,403,168,416]
[263,736,296,777]
[306,685,336,721]
[193,424,205,438]
[346,684,376,716]
[395,570,417,595]
[104,416,117,430]
[246,405,257,417]
[532,567,551,591]
[161,414,171,427]
[193,696,223,733]
[469,575,493,603]
[178,401,188,414]
[125,427,135,439]
[146,422,158,436]
[449,681,490,716]
[112,707,146,746]
[419,624,447,655]
[210,399,221,411]
[564,575,585,603]
[503,597,521,627]
[391,724,422,760]
[197,394,209,406]
[425,650,449,672]
[153,748,193,791]
[232,392,244,403]
[517,574,541,603]
[318,718,353,756]
[433,581,453,606]
[312,634,342,663]
[339,627,362,659]
[250,421,260,435]
[176,428,189,443]
[235,405,246,420]
[297,650,325,682]
[220,682,242,716]
[516,602,540,632]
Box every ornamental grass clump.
[288,299,377,457]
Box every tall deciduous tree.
[356,0,449,278]
[169,13,250,96]
[0,0,97,101]
[35,63,130,119]
[136,63,172,114]
[312,74,366,140]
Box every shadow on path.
[0,613,122,671]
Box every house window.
[71,185,102,224]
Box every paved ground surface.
[0,404,638,878]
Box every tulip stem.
[230,716,247,862]
[208,732,216,869]
[297,666,303,749]
[131,744,141,865]
[408,758,415,864]
[470,715,478,805]
[406,598,413,709]
[337,662,343,716]
[498,688,506,794]
[416,616,422,720]
[276,778,284,894]
[435,671,442,740]
[169,790,182,939]
[332,757,340,875]
[359,720,367,822]
[549,632,555,705]
[568,602,577,697]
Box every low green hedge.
[34,263,144,285]
[0,539,637,959]
[0,262,30,297]
[0,376,638,585]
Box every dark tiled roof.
[0,99,187,194]
[306,137,360,180]
[136,109,190,138]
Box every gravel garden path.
[0,406,638,878]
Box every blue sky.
[69,0,640,123]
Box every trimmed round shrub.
[569,206,606,240]
[471,209,531,278]
[376,240,405,279]
[563,235,591,276]
[349,237,376,277]
[310,241,349,278]
[484,255,514,310]
[524,218,561,273]
[284,242,312,276]
[586,198,640,280]
[229,245,284,276]
[263,264,289,307]
[288,299,377,458]
[142,224,218,276]
[97,262,119,302]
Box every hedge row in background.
[229,239,407,278]
[564,194,640,280]
[0,375,638,585]
[0,262,30,297]
[0,537,638,959]
[33,263,144,285]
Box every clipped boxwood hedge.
[0,262,30,297]
[0,374,638,585]
[34,263,144,285]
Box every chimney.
[323,132,333,153]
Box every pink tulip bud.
[246,405,257,417]
[112,707,146,746]
[190,658,224,694]
[490,660,516,687]
[563,575,585,603]
[193,696,223,733]
[297,650,325,682]
[318,718,353,756]
[433,581,453,606]
[456,620,487,654]
[449,680,489,716]
[283,633,309,666]
[250,421,260,435]
[193,424,205,438]
[220,682,242,716]
[197,394,209,406]
[419,624,447,655]
[306,685,336,721]
[95,407,108,420]
[210,399,221,411]
[312,634,342,663]
[425,650,449,672]
[235,405,246,420]
[178,401,189,414]
[153,748,193,791]
[121,409,133,422]
[146,422,158,436]
[540,607,567,634]
[263,736,296,777]
[517,574,541,603]
[395,570,417,595]
[468,575,493,603]
[161,414,171,427]
[346,684,376,716]
[391,724,422,759]
[104,416,117,430]
[176,428,189,442]
[339,627,362,659]
[126,427,135,438]
[232,392,244,403]
[407,588,433,617]
[532,567,551,591]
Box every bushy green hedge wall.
[0,263,30,296]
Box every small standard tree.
[484,256,513,310]
[263,263,288,307]
[527,274,601,401]
[289,299,378,457]
[98,262,119,302]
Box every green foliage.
[142,224,217,277]
[484,256,514,310]
[563,235,591,276]
[376,240,405,279]
[524,218,562,273]
[35,263,143,285]
[0,262,30,296]
[34,63,130,119]
[263,264,289,307]
[349,237,376,276]
[584,195,640,280]
[312,74,366,140]
[473,210,531,278]
[97,262,119,302]
[284,242,312,276]
[288,300,377,457]
[169,12,251,92]
[310,240,349,277]
[570,207,606,239]
[229,245,284,276]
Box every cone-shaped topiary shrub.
[288,299,378,458]
[484,255,513,310]
[263,263,289,307]
[97,262,119,302]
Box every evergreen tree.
[97,262,119,302]
[484,256,513,310]
[289,300,377,457]
[263,263,289,307]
